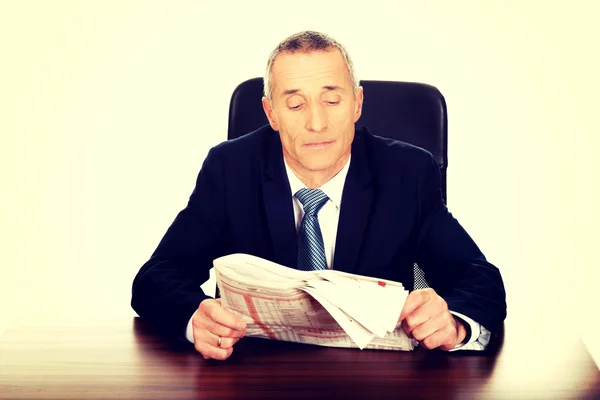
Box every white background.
[1,1,598,366]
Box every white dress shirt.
[186,155,490,350]
[285,155,351,270]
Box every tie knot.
[295,188,329,216]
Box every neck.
[284,152,350,189]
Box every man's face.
[262,49,363,178]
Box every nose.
[305,102,328,133]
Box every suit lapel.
[261,131,298,269]
[333,129,373,274]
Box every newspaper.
[214,254,417,351]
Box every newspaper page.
[214,254,417,351]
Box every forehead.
[270,49,350,95]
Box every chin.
[300,157,338,172]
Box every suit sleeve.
[131,146,229,338]
[414,153,507,333]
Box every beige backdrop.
[1,1,598,365]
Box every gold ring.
[217,336,222,348]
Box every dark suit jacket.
[131,125,507,339]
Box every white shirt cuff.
[449,311,487,351]
[185,310,197,343]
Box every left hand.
[398,288,467,351]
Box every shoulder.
[356,127,437,172]
[207,124,277,162]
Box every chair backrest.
[227,78,448,203]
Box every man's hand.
[398,288,467,351]
[192,298,247,360]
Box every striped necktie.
[295,188,329,271]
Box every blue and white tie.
[295,188,329,271]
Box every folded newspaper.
[214,254,417,351]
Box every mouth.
[303,141,334,149]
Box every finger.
[200,318,246,339]
[410,312,446,342]
[218,336,240,349]
[421,328,455,351]
[195,342,234,361]
[210,331,223,348]
[193,324,241,350]
[196,300,247,337]
[207,331,239,349]
[402,295,448,334]
[439,342,457,351]
[398,289,434,322]
[201,299,247,332]
[192,326,234,360]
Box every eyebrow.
[281,86,343,96]
[282,89,300,96]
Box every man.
[131,31,506,361]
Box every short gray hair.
[263,31,359,100]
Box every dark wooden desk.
[0,317,598,400]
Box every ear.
[262,97,279,131]
[353,86,364,123]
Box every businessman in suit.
[131,31,506,360]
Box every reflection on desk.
[0,317,598,399]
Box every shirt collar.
[284,155,351,209]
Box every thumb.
[398,290,428,322]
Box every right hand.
[192,298,247,360]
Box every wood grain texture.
[0,317,598,400]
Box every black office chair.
[227,77,449,289]
[228,77,448,203]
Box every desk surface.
[0,317,598,400]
